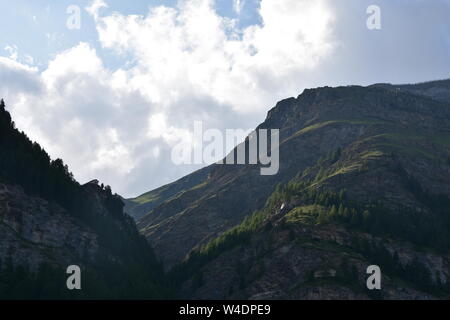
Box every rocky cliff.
[0,183,99,273]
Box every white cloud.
[3,45,35,66]
[0,56,41,96]
[92,0,334,114]
[1,0,450,197]
[4,45,18,61]
[91,128,134,175]
[86,0,108,20]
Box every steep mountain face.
[177,224,450,300]
[4,75,449,300]
[0,183,99,273]
[128,80,450,299]
[0,100,168,299]
[130,80,450,272]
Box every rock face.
[179,222,449,300]
[2,79,450,299]
[0,100,166,299]
[130,80,450,274]
[0,183,99,272]
[0,180,166,298]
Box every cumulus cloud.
[93,0,334,114]
[85,0,108,20]
[0,0,449,197]
[0,57,42,96]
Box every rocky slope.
[122,79,450,299]
[0,183,99,273]
[0,100,167,299]
[174,185,450,299]
[178,223,450,300]
[130,80,450,275]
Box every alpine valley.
[2,79,450,299]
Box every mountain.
[0,100,170,299]
[370,79,450,103]
[3,78,450,300]
[124,166,212,221]
[128,80,450,299]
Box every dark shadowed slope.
[128,80,450,278]
[167,80,450,299]
[0,99,170,299]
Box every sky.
[0,0,449,198]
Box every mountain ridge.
[2,77,449,299]
[128,79,450,207]
[127,79,450,277]
[164,79,450,299]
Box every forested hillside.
[128,80,450,299]
[2,79,450,300]
[0,99,170,299]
